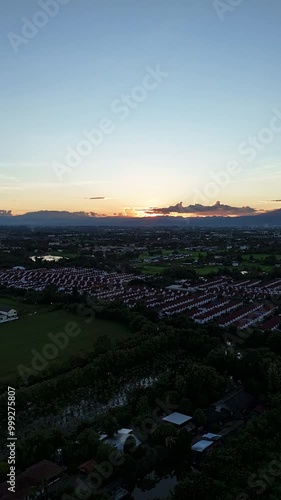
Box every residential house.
[104,429,142,453]
[0,460,64,500]
[207,387,257,425]
[0,305,18,324]
[162,412,195,432]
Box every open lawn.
[0,307,128,381]
[47,250,79,258]
[242,254,281,261]
[0,297,46,314]
[195,266,219,275]
[141,265,167,274]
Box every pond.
[132,472,177,499]
[30,255,67,262]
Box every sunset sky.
[1,0,281,217]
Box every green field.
[242,254,281,261]
[141,265,167,274]
[195,266,220,275]
[0,306,128,380]
[47,250,78,258]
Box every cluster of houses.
[0,267,280,332]
[217,303,275,330]
[0,386,259,499]
[0,268,141,293]
[203,277,281,300]
[74,386,262,497]
[261,314,281,332]
[142,253,190,264]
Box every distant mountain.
[0,209,280,227]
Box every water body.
[132,472,177,499]
[16,376,157,437]
[30,255,66,262]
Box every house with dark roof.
[0,460,65,500]
[207,387,257,424]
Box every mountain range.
[0,209,281,227]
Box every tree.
[123,435,138,455]
[77,428,100,456]
[178,397,193,415]
[267,332,281,355]
[96,414,119,437]
[95,443,117,464]
[152,423,178,447]
[94,335,112,355]
[193,408,206,428]
[174,428,192,461]
[172,473,227,500]
[129,314,149,333]
[268,362,281,394]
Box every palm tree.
[165,435,177,450]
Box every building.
[0,305,18,324]
[191,439,216,464]
[192,439,214,453]
[104,428,142,453]
[77,459,96,476]
[0,460,64,500]
[207,387,257,424]
[162,412,195,431]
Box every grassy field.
[242,254,281,261]
[141,265,167,274]
[47,250,78,258]
[0,297,45,314]
[195,266,220,275]
[0,305,128,380]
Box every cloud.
[270,199,281,202]
[85,196,106,200]
[145,201,259,217]
[124,208,139,217]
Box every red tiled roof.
[77,459,96,474]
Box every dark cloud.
[85,197,106,200]
[270,199,281,202]
[89,212,108,217]
[146,201,258,217]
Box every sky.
[1,0,281,217]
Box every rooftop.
[0,305,16,313]
[192,440,214,453]
[202,433,222,441]
[105,430,142,453]
[77,459,96,474]
[0,460,64,500]
[162,412,192,426]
